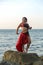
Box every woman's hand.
[30,27,32,29]
[16,29,19,35]
[16,31,19,34]
[29,27,32,30]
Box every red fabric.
[16,32,29,52]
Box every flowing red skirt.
[16,32,29,52]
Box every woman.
[16,17,32,53]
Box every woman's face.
[22,18,27,23]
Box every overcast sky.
[0,0,43,29]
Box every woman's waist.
[21,31,29,36]
[21,27,28,33]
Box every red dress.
[16,23,29,52]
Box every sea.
[0,29,43,61]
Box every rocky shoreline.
[0,50,43,65]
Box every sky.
[0,0,43,29]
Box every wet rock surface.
[0,50,43,65]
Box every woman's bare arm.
[16,23,21,34]
[26,24,32,30]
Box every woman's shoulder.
[20,22,24,27]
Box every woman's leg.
[26,36,31,52]
[28,36,31,47]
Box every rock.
[0,61,11,65]
[33,61,43,65]
[0,61,20,65]
[3,50,40,65]
[40,56,43,61]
